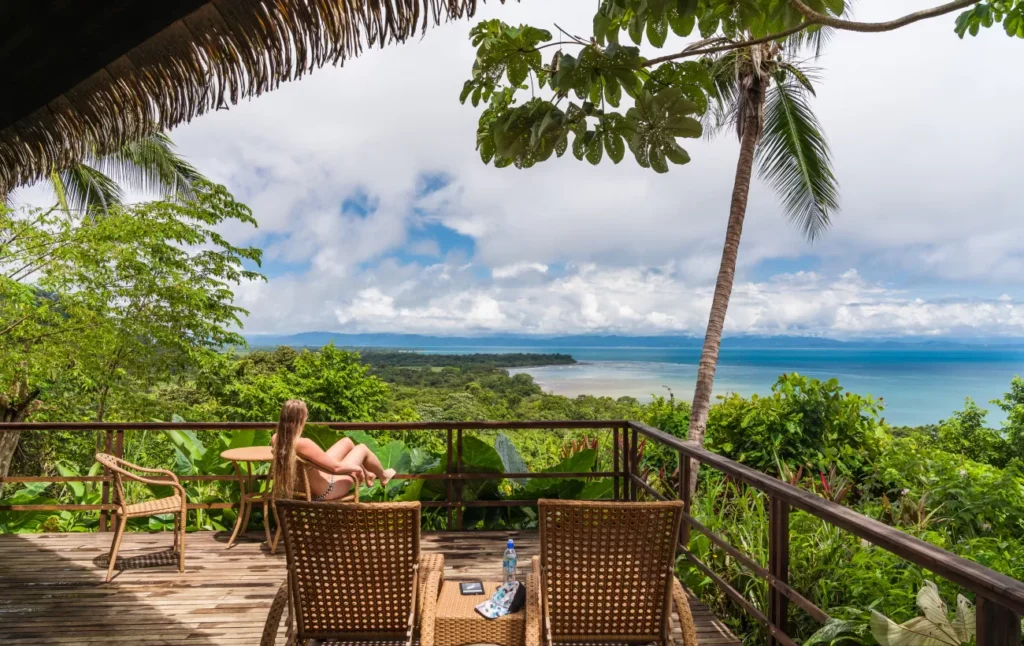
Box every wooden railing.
[1,420,1022,644]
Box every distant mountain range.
[243,332,1024,350]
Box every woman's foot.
[381,468,397,487]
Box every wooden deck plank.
[0,530,740,645]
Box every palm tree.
[13,132,202,213]
[686,43,840,464]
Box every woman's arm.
[294,438,365,478]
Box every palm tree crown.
[704,44,840,240]
[23,132,202,214]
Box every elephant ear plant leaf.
[870,581,975,646]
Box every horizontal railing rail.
[1,420,1021,644]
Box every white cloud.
[492,262,549,279]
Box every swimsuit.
[311,473,335,501]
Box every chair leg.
[270,501,282,554]
[226,498,248,548]
[177,508,186,573]
[105,514,128,583]
[263,499,273,548]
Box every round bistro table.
[220,446,274,549]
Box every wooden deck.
[0,530,740,645]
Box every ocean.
[421,346,1024,427]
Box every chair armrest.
[129,465,181,483]
[125,473,187,496]
[419,568,443,646]
[260,581,289,646]
[672,578,698,646]
[526,556,542,646]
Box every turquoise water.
[422,346,1024,427]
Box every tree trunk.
[686,81,764,492]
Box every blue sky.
[142,0,1024,338]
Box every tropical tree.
[459,0,1019,471]
[0,182,263,488]
[10,132,202,214]
[685,40,838,456]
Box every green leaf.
[663,140,691,165]
[605,132,625,163]
[572,133,587,160]
[586,136,604,165]
[646,15,669,47]
[757,77,839,242]
[507,57,529,87]
[823,0,844,15]
[579,479,614,499]
[410,448,440,474]
[649,146,669,173]
[669,10,696,36]
[495,434,529,485]
[461,436,504,473]
[803,619,862,646]
[628,14,644,45]
[604,78,622,108]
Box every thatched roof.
[0,0,491,197]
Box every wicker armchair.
[530,499,697,646]
[261,500,444,646]
[94,452,187,583]
[268,456,360,554]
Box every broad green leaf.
[669,10,696,36]
[649,146,669,173]
[803,619,862,646]
[604,78,622,107]
[461,436,504,473]
[495,434,529,485]
[605,132,625,163]
[870,612,961,646]
[507,57,529,87]
[647,14,669,47]
[586,136,604,165]
[579,479,614,499]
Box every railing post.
[678,449,691,548]
[612,426,620,501]
[977,597,1021,645]
[100,429,113,531]
[446,429,454,531]
[456,429,464,531]
[628,426,638,501]
[768,495,791,646]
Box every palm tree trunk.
[686,90,763,492]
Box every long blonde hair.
[273,399,308,498]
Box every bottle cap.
[507,538,514,549]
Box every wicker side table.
[435,581,525,646]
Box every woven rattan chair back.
[538,499,684,645]
[276,500,421,642]
[93,452,136,511]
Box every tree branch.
[642,0,979,67]
[642,23,811,66]
[788,0,979,33]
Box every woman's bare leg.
[339,444,395,486]
[325,437,355,462]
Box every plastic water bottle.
[502,538,517,583]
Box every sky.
[25,1,1024,339]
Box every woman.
[271,399,396,501]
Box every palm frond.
[88,133,202,202]
[52,166,123,214]
[756,72,839,242]
[701,51,742,140]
